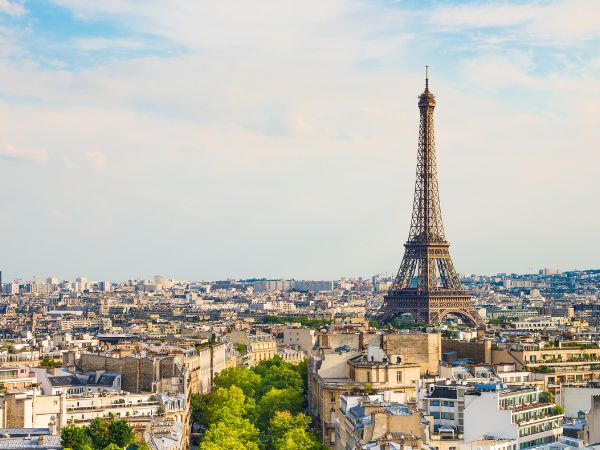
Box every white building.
[463,385,563,449]
[461,438,517,450]
[283,328,316,353]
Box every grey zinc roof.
[48,375,83,387]
[0,435,61,449]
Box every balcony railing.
[514,410,563,425]
[67,401,159,412]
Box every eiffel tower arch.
[381,68,483,328]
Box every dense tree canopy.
[61,418,135,450]
[61,426,93,450]
[267,411,327,450]
[257,388,303,429]
[193,357,321,450]
[257,365,304,397]
[199,419,260,450]
[273,428,325,450]
[108,418,136,448]
[87,418,111,450]
[213,366,262,398]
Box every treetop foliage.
[61,418,135,450]
[193,356,321,450]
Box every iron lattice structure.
[382,72,482,327]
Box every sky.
[0,0,599,282]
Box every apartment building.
[335,394,428,450]
[229,330,276,366]
[493,342,600,397]
[309,342,423,447]
[282,327,316,353]
[463,385,563,449]
[0,366,36,390]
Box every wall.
[442,339,491,364]
[463,392,516,442]
[562,386,600,418]
[283,328,315,353]
[79,354,166,392]
[3,393,28,428]
[383,333,441,375]
[585,395,600,445]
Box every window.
[431,400,440,406]
[396,371,402,383]
[443,401,454,407]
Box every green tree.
[273,428,326,450]
[257,365,303,398]
[214,366,263,398]
[190,393,209,425]
[296,360,308,392]
[252,356,286,379]
[40,357,62,368]
[61,425,93,450]
[200,419,260,450]
[236,344,248,355]
[203,386,254,424]
[257,388,303,429]
[87,418,111,450]
[103,444,121,450]
[266,411,311,448]
[108,419,135,448]
[368,320,380,329]
[540,391,555,403]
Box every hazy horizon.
[1,1,599,281]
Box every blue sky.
[0,0,599,281]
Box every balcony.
[514,409,563,426]
[67,401,159,412]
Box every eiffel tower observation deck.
[382,68,483,327]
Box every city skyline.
[1,0,599,280]
[0,266,589,284]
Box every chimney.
[359,332,364,350]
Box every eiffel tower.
[382,68,482,327]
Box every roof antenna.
[425,65,429,91]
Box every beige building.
[229,330,276,366]
[282,328,316,353]
[277,347,306,364]
[0,390,168,431]
[492,342,600,396]
[309,334,435,447]
[383,332,442,376]
[335,394,428,450]
[492,343,600,370]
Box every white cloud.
[0,0,599,279]
[427,0,600,44]
[86,151,107,170]
[0,142,48,164]
[0,0,25,17]
[73,37,146,51]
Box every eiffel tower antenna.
[381,68,482,327]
